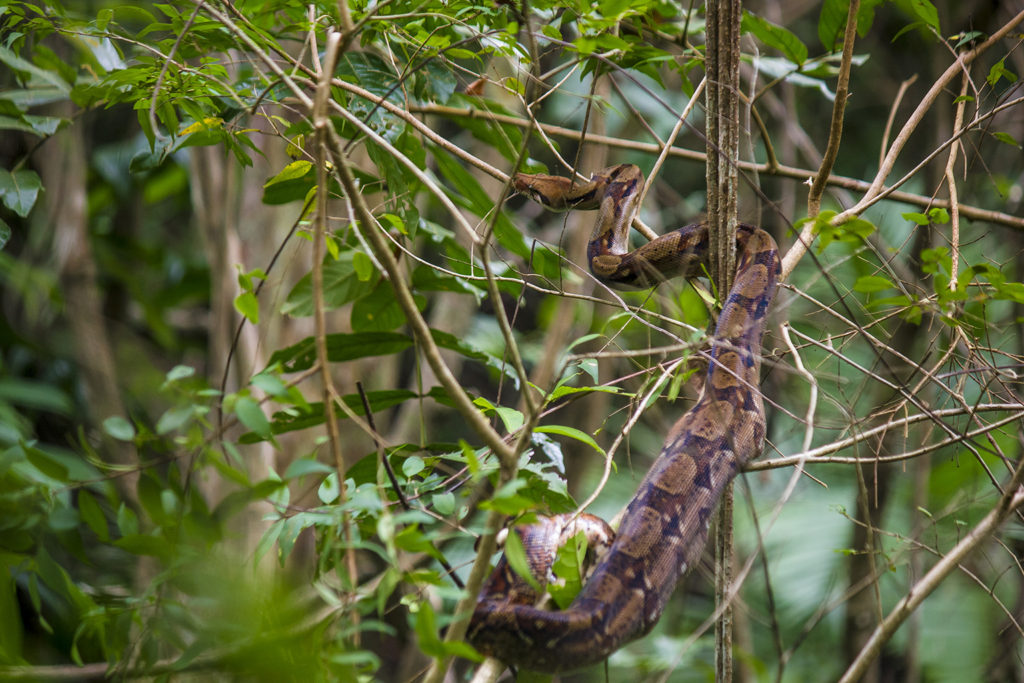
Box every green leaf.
[853,275,895,293]
[241,389,422,442]
[909,0,940,34]
[283,457,334,479]
[742,12,808,65]
[433,148,529,260]
[251,372,288,397]
[473,396,523,433]
[503,528,542,592]
[77,491,109,542]
[282,255,375,317]
[986,59,1017,87]
[234,291,259,324]
[351,280,419,332]
[432,491,455,516]
[808,211,876,251]
[267,331,413,373]
[116,504,138,536]
[156,405,193,434]
[818,0,849,50]
[0,168,42,217]
[0,114,64,136]
[818,0,882,49]
[235,396,271,439]
[24,444,68,482]
[165,365,195,383]
[0,378,73,415]
[352,251,374,281]
[0,46,71,94]
[413,600,444,657]
[992,131,1021,148]
[430,328,518,385]
[534,425,605,455]
[102,416,136,441]
[902,211,929,226]
[547,531,587,608]
[479,478,537,515]
[402,455,425,478]
[114,533,172,560]
[264,160,312,186]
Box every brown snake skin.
[466,164,780,672]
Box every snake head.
[513,172,578,211]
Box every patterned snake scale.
[466,164,781,672]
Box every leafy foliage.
[1,0,1023,681]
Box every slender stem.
[945,71,968,289]
[806,0,858,216]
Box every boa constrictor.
[466,164,781,672]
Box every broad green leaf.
[909,0,940,34]
[234,291,259,324]
[503,528,542,592]
[114,534,172,561]
[267,332,413,372]
[473,396,523,432]
[413,600,444,657]
[402,455,425,478]
[240,389,421,442]
[818,0,849,50]
[0,113,64,136]
[156,405,193,434]
[431,328,518,384]
[282,255,375,317]
[352,251,374,281]
[165,365,195,383]
[547,531,587,608]
[24,445,68,482]
[235,396,271,439]
[534,425,605,455]
[0,46,71,94]
[351,280,420,332]
[986,60,1017,87]
[264,160,312,186]
[853,275,895,293]
[433,148,529,260]
[283,457,334,479]
[432,491,455,516]
[0,379,73,415]
[0,169,42,217]
[742,12,807,65]
[102,416,136,441]
[818,0,882,49]
[992,131,1021,148]
[250,372,288,397]
[77,491,109,542]
[116,504,138,536]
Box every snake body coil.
[468,165,780,672]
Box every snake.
[465,164,780,672]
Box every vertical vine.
[704,0,742,679]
